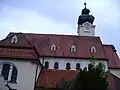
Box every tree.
[75,62,108,90]
[61,62,109,90]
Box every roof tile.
[0,47,38,60]
[36,69,78,88]
[36,69,120,90]
[25,33,107,59]
[1,32,120,68]
[0,32,33,47]
[103,45,120,69]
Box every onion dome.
[78,3,95,25]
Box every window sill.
[54,67,59,69]
[66,67,71,70]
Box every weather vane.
[84,0,87,8]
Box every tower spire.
[77,1,95,25]
[84,0,86,8]
[77,0,96,36]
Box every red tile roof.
[36,69,78,88]
[24,33,107,59]
[108,73,120,90]
[0,33,32,47]
[36,69,120,90]
[0,46,38,60]
[0,33,39,60]
[0,32,120,68]
[103,45,120,69]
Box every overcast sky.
[0,0,119,56]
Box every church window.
[10,66,18,83]
[90,46,96,54]
[45,61,49,69]
[1,64,10,80]
[71,45,76,53]
[51,44,56,51]
[54,62,59,69]
[76,63,80,70]
[11,35,18,44]
[66,63,71,70]
[0,63,18,83]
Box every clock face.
[83,22,91,30]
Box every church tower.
[77,2,95,36]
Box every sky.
[0,0,119,56]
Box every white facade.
[0,76,7,90]
[0,57,108,90]
[0,59,41,90]
[40,57,108,71]
[77,22,96,36]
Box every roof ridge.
[103,44,114,46]
[10,32,100,38]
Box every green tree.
[75,62,108,90]
[61,62,109,90]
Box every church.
[0,2,120,90]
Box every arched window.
[10,66,18,83]
[1,64,10,80]
[54,62,59,69]
[90,46,96,54]
[11,35,18,44]
[51,44,56,51]
[45,61,49,69]
[66,63,71,70]
[76,63,80,70]
[0,62,18,83]
[71,45,76,53]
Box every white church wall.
[0,75,7,90]
[40,57,108,71]
[77,25,95,36]
[110,69,120,79]
[36,64,42,81]
[0,59,41,90]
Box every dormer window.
[71,45,76,53]
[11,35,18,44]
[90,46,96,54]
[51,44,56,51]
